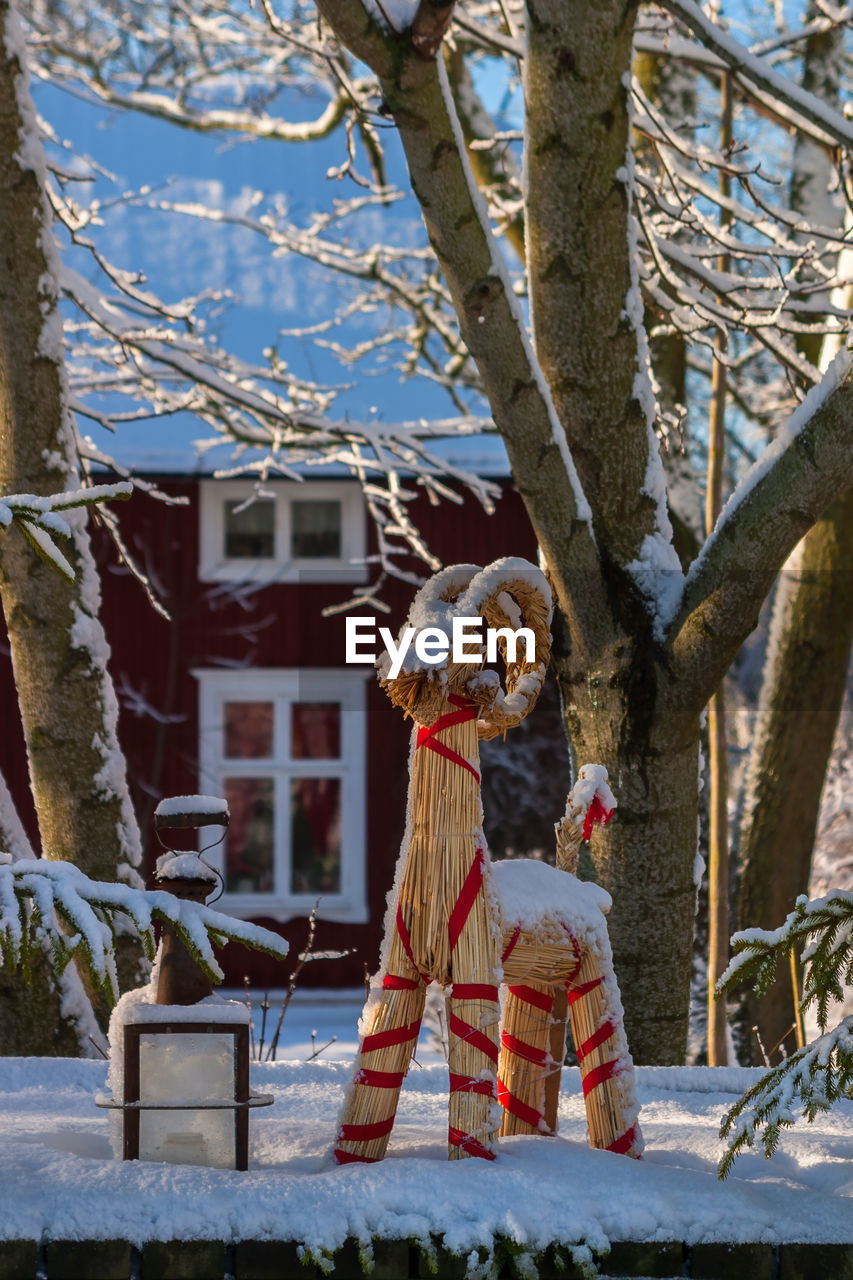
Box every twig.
[243,976,256,1061]
[306,1034,337,1062]
[88,1035,109,1060]
[258,989,270,1063]
[265,903,320,1062]
[752,1024,771,1067]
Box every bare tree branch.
[412,0,457,60]
[316,0,611,657]
[665,353,853,721]
[658,0,853,151]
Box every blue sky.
[37,74,486,471]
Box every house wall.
[0,478,537,989]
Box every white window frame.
[199,479,367,583]
[195,667,370,924]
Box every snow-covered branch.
[720,888,853,1031]
[666,347,853,716]
[0,483,132,582]
[718,1017,853,1177]
[315,0,610,652]
[0,854,289,1004]
[717,890,853,1176]
[658,0,853,150]
[19,0,853,603]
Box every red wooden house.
[0,465,540,988]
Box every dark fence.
[1,1238,851,1280]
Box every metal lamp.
[105,795,271,1170]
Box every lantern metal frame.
[98,1019,272,1170]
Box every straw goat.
[334,560,641,1164]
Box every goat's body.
[335,695,641,1164]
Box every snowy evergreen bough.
[717,890,853,1178]
[0,853,289,1004]
[0,482,131,582]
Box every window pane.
[224,702,273,759]
[224,777,274,893]
[224,498,275,559]
[291,703,340,759]
[291,500,341,559]
[290,778,341,895]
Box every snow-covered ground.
[3,990,853,1262]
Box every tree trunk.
[736,492,853,1062]
[554,626,700,1064]
[0,961,86,1056]
[734,8,850,1065]
[312,0,853,1069]
[0,0,145,1043]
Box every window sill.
[198,561,369,585]
[214,899,369,926]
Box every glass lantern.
[122,1014,252,1169]
[99,794,273,1169]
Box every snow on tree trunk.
[0,0,145,1036]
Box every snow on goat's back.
[490,857,612,937]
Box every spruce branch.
[718,1019,853,1179]
[717,891,853,1176]
[0,856,288,1004]
[0,484,133,584]
[718,890,853,1031]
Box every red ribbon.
[356,1068,405,1089]
[448,848,486,950]
[581,1058,619,1098]
[562,928,584,986]
[451,983,499,1001]
[508,984,554,1014]
[496,1078,542,1129]
[382,974,421,991]
[582,794,614,842]
[567,976,603,1004]
[334,1149,379,1165]
[338,1115,395,1141]
[395,904,431,986]
[449,1073,496,1096]
[606,1125,638,1155]
[361,1020,422,1055]
[500,1032,547,1066]
[576,1020,616,1064]
[501,925,521,964]
[448,1127,496,1160]
[416,697,480,784]
[449,1012,499,1064]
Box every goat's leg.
[543,984,569,1132]
[498,981,557,1136]
[446,855,501,1160]
[334,929,427,1164]
[567,949,642,1157]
